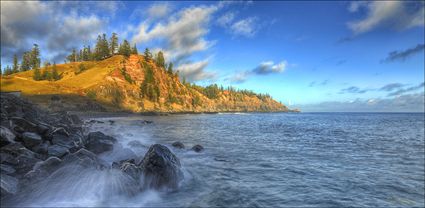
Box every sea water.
[6,113,425,207]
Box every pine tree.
[21,52,31,71]
[33,67,41,81]
[94,35,103,60]
[12,54,19,74]
[167,62,173,74]
[4,65,13,76]
[110,33,118,55]
[87,45,92,61]
[67,48,77,62]
[155,51,165,68]
[144,48,152,61]
[118,40,131,57]
[42,68,51,80]
[101,33,109,59]
[131,44,138,55]
[30,44,40,69]
[52,62,60,80]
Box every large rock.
[0,164,16,174]
[24,157,63,183]
[62,148,107,169]
[85,131,117,154]
[10,117,38,133]
[47,145,69,158]
[0,174,18,195]
[0,126,15,147]
[21,132,42,148]
[138,144,183,190]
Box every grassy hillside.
[1,55,290,113]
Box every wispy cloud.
[381,43,425,63]
[387,82,424,96]
[228,60,289,83]
[379,83,405,91]
[339,86,369,94]
[296,92,425,112]
[347,1,424,35]
[177,58,217,82]
[309,80,329,87]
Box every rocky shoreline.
[0,94,196,204]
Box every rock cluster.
[0,94,183,199]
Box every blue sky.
[1,1,424,112]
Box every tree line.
[66,33,138,63]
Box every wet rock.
[62,148,107,169]
[33,156,62,173]
[85,131,117,154]
[138,144,183,190]
[191,144,204,152]
[0,126,16,147]
[24,157,63,183]
[0,153,18,165]
[0,174,18,195]
[32,142,49,155]
[108,120,115,125]
[10,117,38,133]
[0,164,16,174]
[36,123,51,135]
[47,145,69,158]
[21,132,42,148]
[121,162,141,181]
[171,141,185,149]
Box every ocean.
[8,113,425,207]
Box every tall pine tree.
[12,54,19,73]
[110,33,118,55]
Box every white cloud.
[253,61,288,74]
[147,3,171,19]
[230,17,258,37]
[348,1,425,34]
[228,60,289,83]
[1,1,111,63]
[132,5,217,62]
[217,12,235,27]
[177,59,216,81]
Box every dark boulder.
[24,156,63,183]
[0,126,16,147]
[138,144,183,190]
[0,164,16,174]
[85,131,117,154]
[171,141,185,149]
[62,148,107,169]
[191,144,204,152]
[10,117,38,133]
[32,142,49,155]
[47,145,69,158]
[0,174,18,196]
[21,132,42,148]
[112,159,142,181]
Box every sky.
[1,1,424,112]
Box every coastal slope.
[0,55,289,113]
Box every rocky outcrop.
[85,131,117,154]
[0,94,186,202]
[138,144,183,190]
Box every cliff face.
[0,55,289,113]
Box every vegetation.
[121,67,133,84]
[140,62,160,102]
